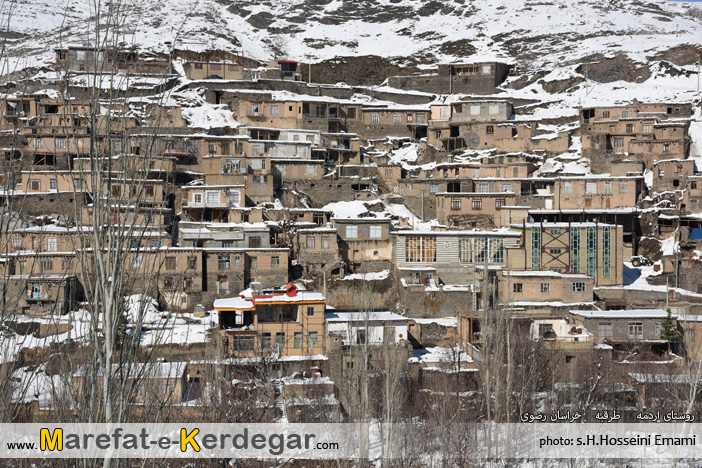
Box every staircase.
[273,379,288,423]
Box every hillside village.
[2,30,702,429]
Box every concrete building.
[214,282,326,358]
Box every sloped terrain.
[3,0,701,73]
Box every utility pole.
[305,53,312,84]
[697,52,700,96]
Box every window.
[234,256,241,266]
[187,256,197,269]
[531,227,541,271]
[430,183,438,194]
[346,225,358,239]
[602,111,610,118]
[62,259,73,270]
[307,306,315,317]
[165,256,176,270]
[321,236,330,249]
[275,332,285,347]
[599,322,612,338]
[11,236,21,248]
[55,137,66,148]
[513,167,519,177]
[30,180,40,191]
[76,50,86,61]
[33,138,44,148]
[46,238,57,251]
[370,225,383,238]
[478,183,489,193]
[417,114,425,124]
[472,199,482,210]
[132,255,142,268]
[585,181,597,194]
[163,277,174,290]
[348,108,357,119]
[405,236,437,263]
[470,105,481,116]
[112,139,122,152]
[270,105,279,115]
[663,143,670,152]
[549,229,562,235]
[308,331,318,349]
[249,237,261,248]
[501,183,512,193]
[218,278,228,295]
[206,191,220,204]
[439,108,449,118]
[540,283,550,293]
[451,199,462,211]
[628,322,643,339]
[294,332,303,349]
[604,182,611,195]
[626,124,634,133]
[261,333,272,349]
[619,181,628,194]
[407,113,413,122]
[572,282,586,292]
[602,226,611,279]
[193,193,203,205]
[392,114,401,124]
[486,126,494,135]
[613,137,624,148]
[218,255,230,270]
[39,258,53,271]
[228,190,241,207]
[250,257,257,269]
[371,113,380,123]
[495,199,505,209]
[227,64,238,71]
[549,248,562,255]
[49,179,57,190]
[306,236,316,249]
[513,283,523,293]
[622,110,629,118]
[643,123,652,132]
[385,169,393,178]
[488,104,499,115]
[482,64,491,74]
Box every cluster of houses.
[2,43,702,420]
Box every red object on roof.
[285,282,298,297]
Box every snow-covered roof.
[569,309,670,319]
[325,311,409,323]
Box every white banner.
[1,423,702,459]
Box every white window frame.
[46,238,57,252]
[346,225,358,239]
[193,193,204,206]
[369,225,382,239]
[206,191,220,204]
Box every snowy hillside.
[4,0,702,73]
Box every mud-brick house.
[651,159,696,193]
[74,363,188,405]
[180,184,245,222]
[178,222,273,249]
[435,191,517,229]
[581,111,691,174]
[387,62,513,95]
[294,226,343,276]
[498,271,595,316]
[1,275,79,316]
[428,119,570,153]
[214,282,326,358]
[568,309,671,345]
[332,218,393,272]
[579,100,693,126]
[554,176,642,211]
[513,222,624,287]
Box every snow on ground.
[409,346,473,365]
[11,365,66,409]
[338,270,390,281]
[412,317,458,327]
